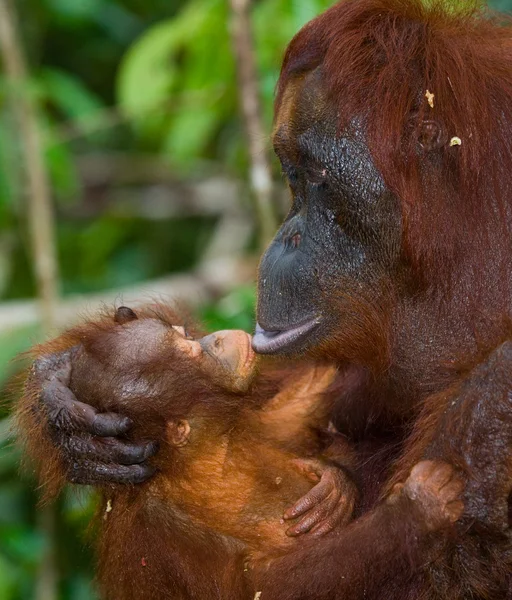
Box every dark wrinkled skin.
[253,71,402,360]
[258,125,401,353]
[250,71,512,599]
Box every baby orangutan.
[17,304,465,600]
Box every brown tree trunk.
[0,1,60,598]
[230,0,278,248]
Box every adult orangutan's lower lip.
[251,318,321,354]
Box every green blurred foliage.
[116,0,333,169]
[0,0,509,299]
[1,0,511,598]
[0,0,334,302]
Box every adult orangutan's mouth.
[251,317,321,355]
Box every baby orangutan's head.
[67,305,257,454]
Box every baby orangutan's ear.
[115,306,138,324]
[166,420,191,447]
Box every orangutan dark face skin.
[253,70,403,358]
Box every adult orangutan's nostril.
[290,233,302,249]
[280,215,304,250]
[283,232,302,249]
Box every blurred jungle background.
[0,0,510,598]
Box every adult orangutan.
[19,0,512,598]
[16,304,464,599]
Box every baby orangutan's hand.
[284,458,358,537]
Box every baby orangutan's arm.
[260,365,358,537]
[260,364,338,439]
[253,460,464,600]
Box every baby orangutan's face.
[113,306,256,393]
[171,326,256,393]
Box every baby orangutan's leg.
[284,458,359,537]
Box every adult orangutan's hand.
[30,348,158,485]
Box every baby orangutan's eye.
[171,325,193,340]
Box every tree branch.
[230,0,277,248]
[0,2,60,599]
[0,0,60,334]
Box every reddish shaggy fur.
[16,305,207,500]
[278,0,512,295]
[15,2,512,598]
[251,1,512,598]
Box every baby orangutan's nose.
[200,331,252,365]
[172,328,203,359]
[184,342,202,359]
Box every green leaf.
[0,325,40,385]
[116,0,224,125]
[200,286,256,332]
[116,19,183,118]
[45,0,104,22]
[40,115,81,202]
[164,104,220,165]
[0,112,20,212]
[0,553,16,599]
[0,525,45,564]
[41,68,104,124]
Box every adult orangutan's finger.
[41,379,133,436]
[63,434,158,466]
[32,349,75,385]
[90,413,133,437]
[68,460,157,485]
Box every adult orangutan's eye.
[307,167,328,189]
